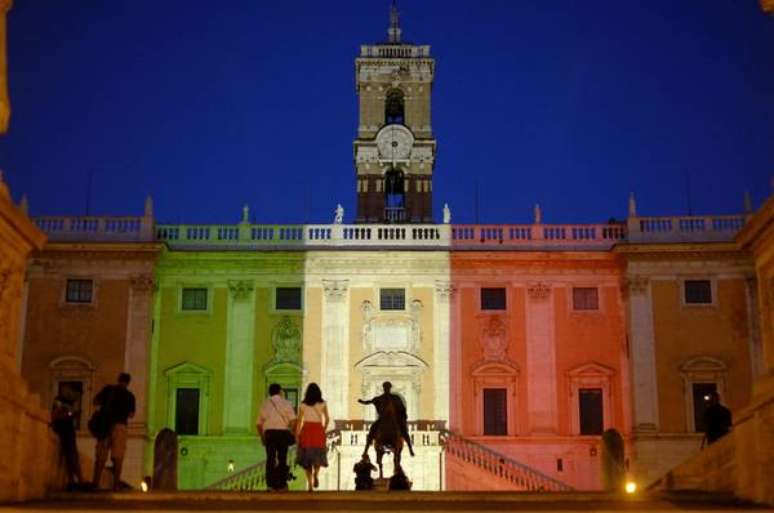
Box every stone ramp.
[2,491,768,512]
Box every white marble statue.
[334,203,344,224]
[443,203,451,224]
[534,203,542,224]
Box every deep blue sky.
[1,1,772,224]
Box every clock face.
[376,124,414,161]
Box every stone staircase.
[204,424,573,493]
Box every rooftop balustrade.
[33,213,748,249]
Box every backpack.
[88,386,113,440]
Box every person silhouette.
[358,381,415,457]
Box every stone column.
[125,274,154,430]
[434,281,454,424]
[321,279,349,422]
[525,282,558,434]
[626,276,660,432]
[222,280,255,433]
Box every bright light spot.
[140,481,149,493]
[227,460,235,473]
[704,395,711,401]
[625,481,637,494]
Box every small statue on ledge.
[443,203,451,224]
[334,204,344,224]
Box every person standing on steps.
[703,390,732,447]
[92,373,135,491]
[257,383,297,491]
[50,390,84,489]
[294,383,330,491]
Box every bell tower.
[354,2,436,224]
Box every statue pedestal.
[373,478,390,491]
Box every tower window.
[385,88,405,125]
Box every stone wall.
[0,174,65,501]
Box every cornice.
[40,242,162,254]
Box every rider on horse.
[358,381,415,457]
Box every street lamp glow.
[625,481,637,494]
[140,481,149,493]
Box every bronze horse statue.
[358,381,413,479]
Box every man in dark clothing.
[703,391,732,446]
[358,381,414,457]
[51,392,84,488]
[92,373,136,491]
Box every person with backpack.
[90,373,135,491]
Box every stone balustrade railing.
[440,430,573,492]
[33,215,748,247]
[451,223,627,249]
[155,223,449,248]
[627,214,748,243]
[34,215,153,242]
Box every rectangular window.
[573,287,599,311]
[481,288,506,310]
[579,388,604,435]
[181,288,208,311]
[57,381,84,430]
[380,288,405,310]
[685,280,712,304]
[692,382,717,433]
[276,287,302,310]
[175,388,201,435]
[66,279,93,304]
[483,388,508,436]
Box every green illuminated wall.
[147,249,305,489]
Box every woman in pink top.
[294,383,330,491]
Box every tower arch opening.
[385,88,405,125]
[384,167,406,222]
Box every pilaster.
[626,275,660,432]
[321,279,349,421]
[223,280,256,433]
[433,281,454,423]
[525,282,558,434]
[124,274,154,431]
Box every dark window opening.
[380,288,406,310]
[483,388,508,436]
[573,287,599,311]
[556,458,564,472]
[175,388,200,435]
[692,382,717,433]
[284,388,299,410]
[685,280,712,304]
[579,388,604,435]
[276,287,302,310]
[57,381,84,430]
[385,88,405,125]
[384,168,406,223]
[66,279,93,303]
[182,288,208,311]
[481,288,507,310]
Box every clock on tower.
[353,2,437,224]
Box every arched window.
[385,88,405,125]
[384,167,405,222]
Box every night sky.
[1,1,772,225]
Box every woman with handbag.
[294,383,329,491]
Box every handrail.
[206,430,341,491]
[440,429,573,492]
